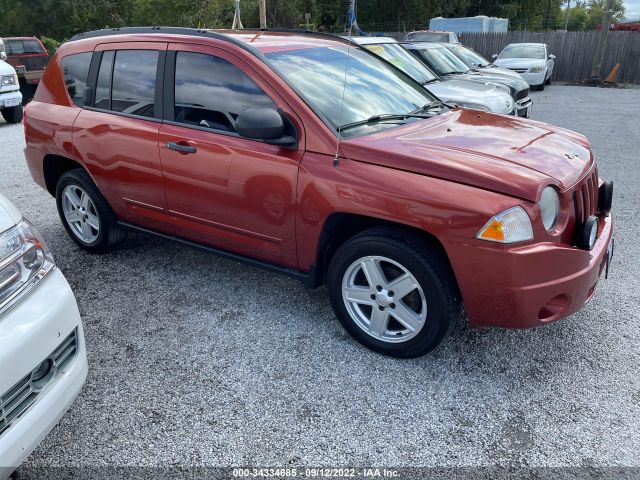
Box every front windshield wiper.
[412,100,452,113]
[338,112,432,133]
[423,78,440,85]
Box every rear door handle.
[166,141,197,154]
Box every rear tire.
[56,169,124,253]
[327,227,460,358]
[1,105,23,123]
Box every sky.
[623,0,640,18]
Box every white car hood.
[0,193,22,234]
[0,59,17,76]
[427,78,514,114]
[494,58,545,69]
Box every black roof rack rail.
[68,26,265,59]
[227,28,359,46]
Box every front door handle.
[166,141,197,154]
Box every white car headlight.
[0,219,55,315]
[1,74,18,86]
[453,101,491,112]
[529,65,544,73]
[539,186,560,231]
[476,206,533,243]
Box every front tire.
[56,169,123,253]
[327,227,460,358]
[1,104,23,123]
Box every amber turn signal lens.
[479,219,505,241]
[476,206,534,244]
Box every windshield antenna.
[333,0,358,167]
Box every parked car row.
[402,30,556,91]
[1,27,610,476]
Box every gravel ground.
[1,85,639,474]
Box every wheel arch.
[42,154,87,196]
[313,212,458,293]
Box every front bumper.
[444,213,613,329]
[520,70,546,87]
[516,97,533,118]
[0,90,22,109]
[0,269,87,477]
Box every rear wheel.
[327,227,460,358]
[56,169,123,253]
[1,105,23,123]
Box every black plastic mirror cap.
[598,181,613,215]
[236,108,284,141]
[577,216,599,251]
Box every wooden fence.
[456,31,640,84]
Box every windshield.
[409,45,470,75]
[362,43,438,84]
[450,45,490,67]
[407,32,449,42]
[267,46,436,135]
[499,45,545,59]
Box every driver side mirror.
[236,108,297,149]
[549,54,556,59]
[491,53,498,59]
[0,52,7,62]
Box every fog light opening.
[30,358,54,389]
[538,294,570,321]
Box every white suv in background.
[0,54,23,124]
[0,194,87,479]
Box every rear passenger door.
[73,42,173,234]
[158,44,303,268]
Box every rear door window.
[61,52,92,107]
[173,51,275,133]
[110,50,159,118]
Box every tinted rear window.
[6,39,45,54]
[110,50,158,118]
[408,32,449,42]
[61,52,92,107]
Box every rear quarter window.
[61,52,92,107]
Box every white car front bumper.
[519,70,546,87]
[0,269,87,478]
[0,89,22,109]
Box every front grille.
[515,88,530,100]
[572,167,600,224]
[0,330,77,437]
[509,68,528,73]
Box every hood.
[494,58,545,70]
[471,69,530,92]
[0,60,17,76]
[443,71,528,95]
[428,78,514,114]
[0,193,21,234]
[483,64,526,80]
[340,109,593,202]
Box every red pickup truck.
[23,28,614,357]
[1,36,49,101]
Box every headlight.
[539,186,560,231]
[476,206,533,243]
[453,101,491,112]
[1,74,17,86]
[0,219,55,315]
[529,66,544,73]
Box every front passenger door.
[158,44,303,268]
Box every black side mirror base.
[265,135,297,149]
